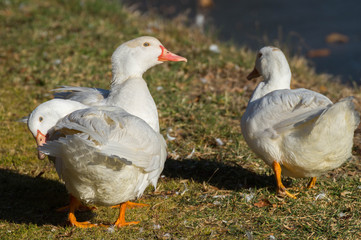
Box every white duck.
[26,99,88,159]
[26,37,186,227]
[52,36,187,133]
[241,46,360,198]
[27,99,167,228]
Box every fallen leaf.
[307,49,331,58]
[340,191,352,197]
[198,0,214,9]
[326,33,349,44]
[254,199,271,208]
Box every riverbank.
[123,0,361,84]
[1,0,360,238]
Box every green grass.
[1,0,361,239]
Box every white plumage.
[26,36,186,227]
[52,36,187,133]
[241,46,359,198]
[39,105,167,206]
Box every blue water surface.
[123,0,361,84]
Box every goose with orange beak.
[25,36,186,228]
[27,99,87,160]
[241,46,359,199]
[53,36,186,133]
[27,100,167,229]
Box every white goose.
[53,36,187,132]
[241,46,360,198]
[27,99,88,160]
[26,37,187,227]
[27,99,167,228]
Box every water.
[123,0,361,84]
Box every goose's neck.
[111,65,144,87]
[108,77,148,102]
[107,77,160,132]
[250,69,291,102]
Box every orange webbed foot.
[114,220,140,227]
[276,182,297,199]
[113,201,148,228]
[272,161,297,199]
[67,195,97,228]
[69,219,98,228]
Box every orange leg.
[272,161,297,199]
[307,177,317,189]
[68,195,97,228]
[113,201,149,228]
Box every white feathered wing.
[40,106,167,206]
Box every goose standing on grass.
[27,99,167,228]
[26,37,187,228]
[53,36,187,132]
[241,46,360,199]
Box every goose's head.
[27,99,87,159]
[111,36,187,83]
[247,46,291,83]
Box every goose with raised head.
[53,36,187,132]
[241,46,360,199]
[25,37,186,227]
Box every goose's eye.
[143,42,150,47]
[39,116,43,122]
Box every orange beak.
[36,130,47,160]
[158,45,187,62]
[247,68,261,80]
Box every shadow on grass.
[0,159,274,225]
[0,169,93,226]
[163,158,274,191]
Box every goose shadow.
[162,158,275,191]
[0,169,94,226]
[0,158,273,226]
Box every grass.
[1,0,361,239]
